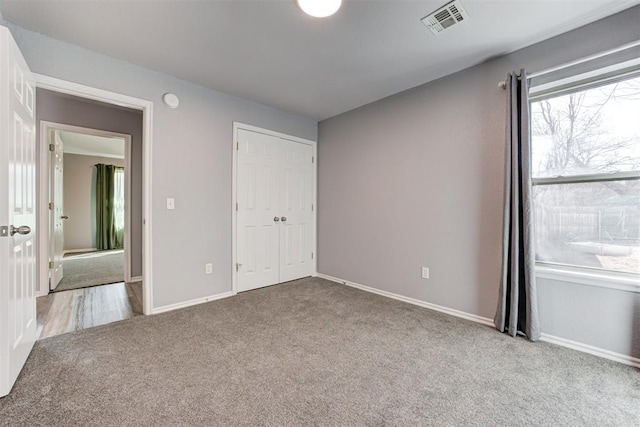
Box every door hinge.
[311,204,314,212]
[236,141,239,150]
[49,202,54,210]
[312,156,315,164]
[236,262,242,272]
[311,252,314,260]
[49,143,55,152]
[236,202,238,211]
[49,261,54,269]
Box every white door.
[236,129,280,292]
[0,26,37,397]
[279,139,313,283]
[236,129,314,292]
[50,130,64,289]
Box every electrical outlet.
[421,267,430,279]
[166,198,175,210]
[205,263,213,274]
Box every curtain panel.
[95,164,125,250]
[494,70,540,341]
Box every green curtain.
[95,164,124,250]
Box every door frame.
[231,122,317,295]
[40,121,133,287]
[34,74,155,315]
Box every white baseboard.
[151,291,233,315]
[316,273,494,327]
[540,333,640,368]
[129,276,143,283]
[64,248,97,254]
[316,272,639,368]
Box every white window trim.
[532,171,640,186]
[536,263,640,293]
[529,57,640,101]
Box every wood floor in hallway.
[37,282,143,340]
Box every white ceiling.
[59,130,125,159]
[1,0,638,120]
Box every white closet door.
[236,129,280,292]
[279,139,313,283]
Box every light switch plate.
[421,267,430,279]
[166,198,175,210]
[205,263,213,274]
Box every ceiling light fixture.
[296,0,342,18]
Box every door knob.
[61,215,69,220]
[273,217,280,222]
[10,225,31,236]
[280,217,287,222]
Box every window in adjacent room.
[530,73,640,275]
[113,167,125,234]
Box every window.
[113,168,124,234]
[530,74,640,276]
[113,167,125,233]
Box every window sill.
[536,264,640,293]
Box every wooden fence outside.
[535,205,640,243]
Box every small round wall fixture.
[296,0,342,18]
[162,93,180,109]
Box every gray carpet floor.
[1,277,638,426]
[54,250,124,292]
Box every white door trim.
[34,73,154,315]
[39,121,133,289]
[231,122,317,295]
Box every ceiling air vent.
[421,0,469,35]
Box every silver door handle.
[61,215,69,220]
[281,217,287,222]
[273,217,280,222]
[10,225,31,236]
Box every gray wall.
[318,6,640,359]
[538,279,640,358]
[3,20,317,308]
[37,89,143,277]
[63,153,125,252]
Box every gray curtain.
[494,70,540,341]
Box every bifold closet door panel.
[236,129,280,292]
[279,139,314,283]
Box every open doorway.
[34,87,147,339]
[46,125,130,293]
